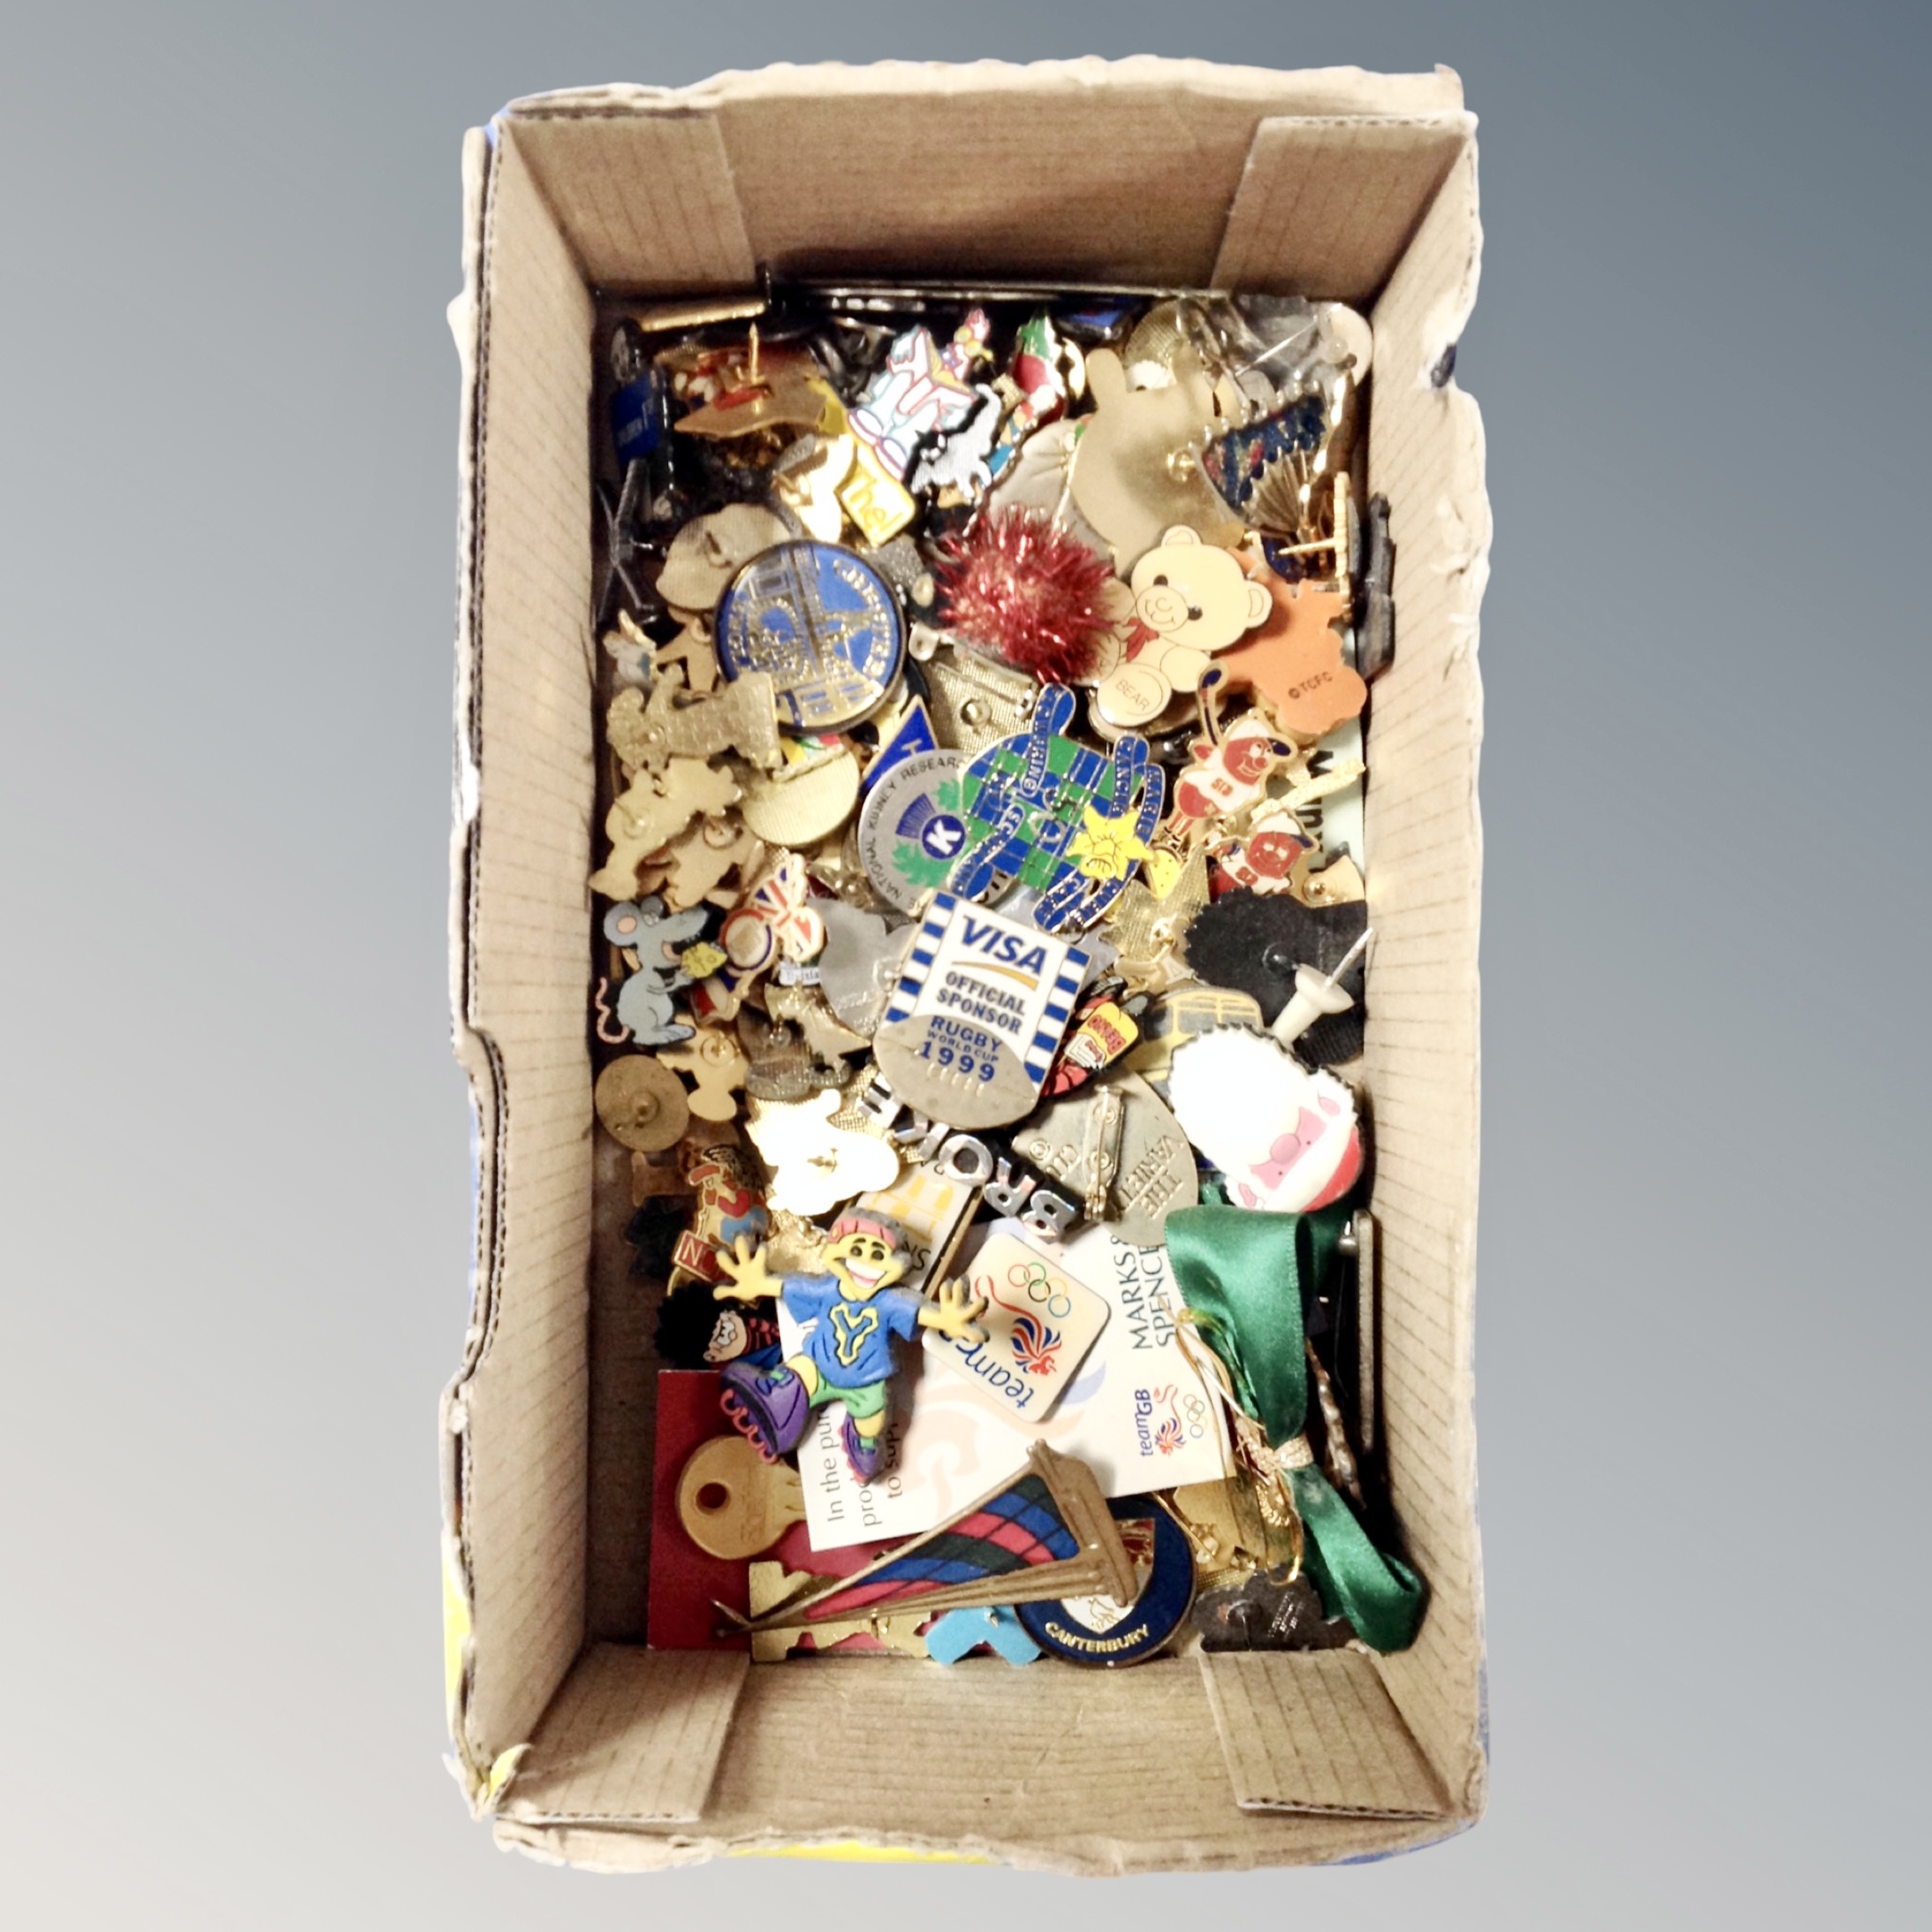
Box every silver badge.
[855,749,970,912]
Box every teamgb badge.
[1016,1496,1195,1666]
[715,539,905,733]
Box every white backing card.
[784,1219,1231,1550]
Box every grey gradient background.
[3,2,1927,1925]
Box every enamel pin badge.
[1167,1029,1363,1212]
[924,1227,1110,1425]
[1015,1496,1195,1666]
[873,893,1089,1131]
[715,539,905,732]
[855,748,971,911]
[950,684,1165,934]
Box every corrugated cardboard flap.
[500,60,1470,299]
[502,58,1465,123]
[496,1646,1457,1874]
[445,118,599,1786]
[1200,1651,1450,1818]
[1360,132,1490,1820]
[1213,114,1473,299]
[502,1645,750,1826]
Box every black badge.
[1182,888,1368,1064]
[1193,1565,1358,1653]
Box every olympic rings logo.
[1151,1382,1211,1441]
[988,1258,1073,1321]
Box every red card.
[648,1370,902,1649]
[647,1370,750,1650]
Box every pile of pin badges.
[589,283,1403,1667]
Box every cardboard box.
[442,57,1488,1873]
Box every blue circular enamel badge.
[715,540,905,733]
[1015,1496,1195,1665]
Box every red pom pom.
[936,509,1116,682]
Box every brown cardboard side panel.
[1199,1651,1449,1818]
[1212,114,1472,301]
[450,125,494,1189]
[700,55,1463,116]
[1362,140,1489,1813]
[443,125,495,1797]
[501,1645,749,1825]
[453,128,600,1762]
[503,110,755,292]
[506,58,1464,125]
[716,82,1270,288]
[504,60,1465,293]
[497,1647,1451,1874]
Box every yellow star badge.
[1067,803,1153,883]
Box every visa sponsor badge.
[874,894,1088,1130]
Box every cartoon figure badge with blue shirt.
[712,1211,988,1483]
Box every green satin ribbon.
[1166,1204,1428,1654]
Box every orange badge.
[1218,555,1366,741]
